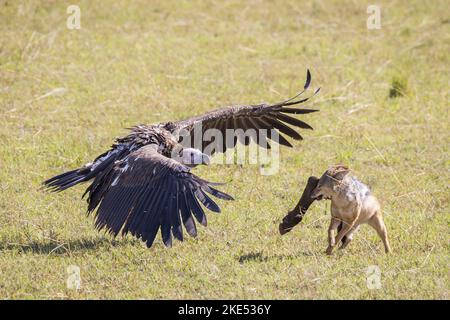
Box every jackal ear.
[329,165,350,180]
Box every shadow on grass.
[238,250,316,264]
[0,237,140,255]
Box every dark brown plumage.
[43,70,320,248]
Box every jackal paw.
[326,246,334,255]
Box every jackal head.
[311,165,351,200]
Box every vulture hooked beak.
[202,153,210,165]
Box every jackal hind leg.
[368,212,391,253]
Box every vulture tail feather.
[43,145,129,193]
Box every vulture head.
[177,147,210,167]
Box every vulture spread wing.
[85,144,233,248]
[174,70,320,155]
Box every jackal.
[311,165,391,255]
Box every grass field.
[0,0,448,299]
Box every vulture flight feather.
[43,70,320,248]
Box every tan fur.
[311,165,391,255]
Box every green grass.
[0,0,448,299]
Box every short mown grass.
[0,0,448,299]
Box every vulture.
[44,70,320,248]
